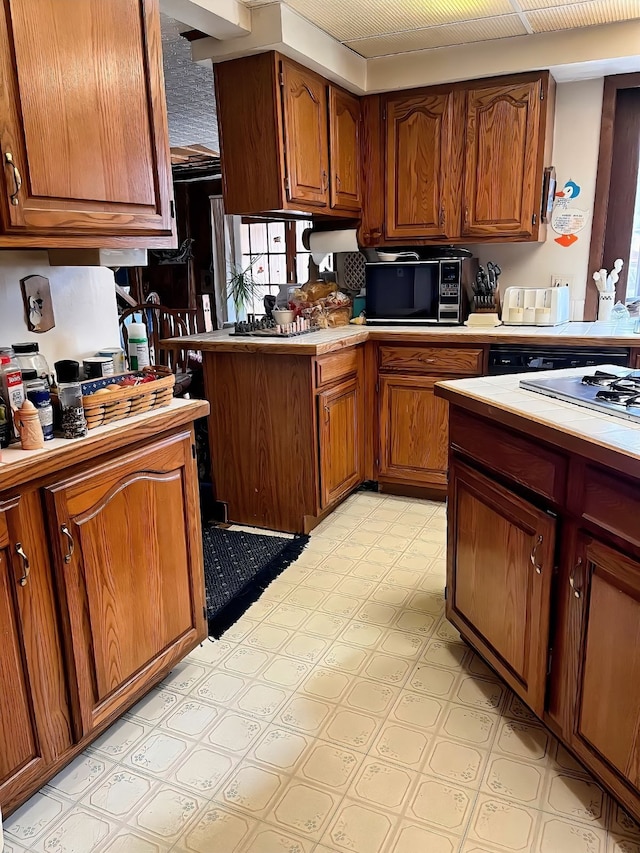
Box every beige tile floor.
[5,491,640,853]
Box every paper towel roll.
[308,229,359,263]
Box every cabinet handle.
[324,404,330,425]
[4,152,22,206]
[371,229,382,239]
[61,524,74,564]
[322,170,328,192]
[336,174,341,191]
[439,204,446,229]
[530,534,543,574]
[569,557,583,599]
[15,542,30,586]
[464,206,469,226]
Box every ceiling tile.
[345,15,528,58]
[516,0,594,8]
[276,0,516,42]
[525,0,640,31]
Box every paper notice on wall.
[551,179,590,247]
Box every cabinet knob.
[530,534,543,574]
[4,151,22,206]
[569,557,583,599]
[61,524,75,564]
[15,542,30,586]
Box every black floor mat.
[202,526,309,638]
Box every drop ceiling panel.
[345,15,528,58]
[526,0,640,31]
[275,0,516,42]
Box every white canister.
[598,291,615,322]
[127,323,150,370]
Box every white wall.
[0,252,120,366]
[466,77,604,319]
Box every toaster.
[501,286,571,326]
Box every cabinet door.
[45,432,206,736]
[281,59,329,208]
[0,0,174,241]
[329,87,362,212]
[447,461,555,716]
[318,378,363,508]
[379,375,450,485]
[385,91,458,240]
[462,81,541,238]
[568,536,640,797]
[0,492,72,812]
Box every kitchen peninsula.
[0,399,208,814]
[435,367,640,822]
[170,324,640,533]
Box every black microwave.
[365,258,477,325]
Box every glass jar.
[0,350,25,439]
[12,342,51,384]
[54,360,87,439]
[23,370,54,441]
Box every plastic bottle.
[127,323,150,370]
[54,360,87,439]
[0,350,26,438]
[23,370,54,441]
[12,342,51,384]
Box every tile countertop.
[436,365,640,472]
[166,321,640,356]
[0,398,209,493]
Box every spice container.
[83,356,114,379]
[97,347,126,374]
[54,360,87,439]
[12,342,51,384]
[0,350,26,438]
[23,370,54,441]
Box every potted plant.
[227,256,262,318]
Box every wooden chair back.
[119,304,203,375]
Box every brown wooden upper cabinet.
[384,91,460,240]
[215,52,361,217]
[0,0,175,249]
[362,71,554,246]
[462,80,545,239]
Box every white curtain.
[210,196,241,328]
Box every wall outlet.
[551,274,574,289]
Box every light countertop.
[0,398,209,493]
[436,365,640,469]
[167,322,640,356]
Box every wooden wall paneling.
[206,352,317,532]
[586,74,640,320]
[214,53,285,215]
[0,0,175,243]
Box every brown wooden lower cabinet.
[378,374,453,488]
[441,400,640,822]
[0,415,207,816]
[0,491,73,810]
[447,461,555,716]
[567,535,640,811]
[318,378,363,509]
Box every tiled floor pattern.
[5,492,640,853]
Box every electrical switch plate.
[551,274,574,289]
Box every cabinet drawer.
[577,466,640,550]
[316,348,359,388]
[450,409,566,503]
[379,345,484,375]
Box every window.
[239,218,332,315]
[588,77,640,317]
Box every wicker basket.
[81,367,175,430]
